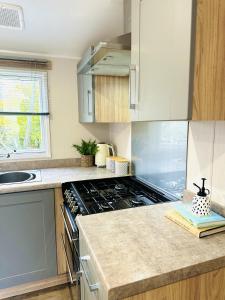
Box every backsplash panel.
[132,121,188,199]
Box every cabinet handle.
[87,90,92,115]
[60,205,78,244]
[61,234,76,285]
[129,64,139,109]
[79,256,100,292]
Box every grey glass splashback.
[132,121,188,199]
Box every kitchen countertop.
[0,167,120,194]
[77,203,225,300]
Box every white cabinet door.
[80,271,99,300]
[131,0,193,121]
[78,74,95,123]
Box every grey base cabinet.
[0,189,57,289]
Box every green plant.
[72,139,98,156]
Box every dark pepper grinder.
[192,178,211,216]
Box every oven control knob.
[69,201,76,208]
[71,205,79,213]
[64,191,68,197]
[67,195,74,202]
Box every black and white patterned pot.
[192,195,211,216]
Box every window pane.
[0,115,45,152]
[0,70,48,113]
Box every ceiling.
[0,0,124,58]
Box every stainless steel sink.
[0,171,37,184]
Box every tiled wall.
[187,121,225,205]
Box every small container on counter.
[106,156,129,175]
[192,178,211,216]
[115,159,129,176]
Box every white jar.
[115,160,129,176]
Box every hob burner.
[100,202,112,209]
[115,184,126,191]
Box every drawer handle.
[60,205,78,244]
[87,90,92,115]
[61,234,75,285]
[129,64,138,109]
[79,256,100,292]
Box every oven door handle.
[60,204,78,244]
[61,234,76,285]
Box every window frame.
[0,68,51,161]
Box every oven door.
[60,204,80,284]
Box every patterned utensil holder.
[192,195,211,216]
[115,160,129,176]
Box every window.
[0,69,50,159]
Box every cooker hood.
[77,33,131,76]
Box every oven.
[60,203,80,284]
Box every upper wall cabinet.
[78,74,130,123]
[192,0,225,120]
[131,0,225,121]
[124,0,131,34]
[77,32,131,123]
[78,74,95,123]
[130,0,193,121]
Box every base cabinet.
[0,189,57,289]
[79,229,108,300]
[123,266,225,300]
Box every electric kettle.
[95,143,115,167]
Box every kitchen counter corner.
[76,203,225,299]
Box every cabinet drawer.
[79,231,107,300]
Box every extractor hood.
[77,33,131,76]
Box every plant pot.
[80,155,94,167]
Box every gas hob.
[62,176,177,216]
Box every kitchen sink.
[0,171,40,184]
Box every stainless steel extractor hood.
[77,33,131,76]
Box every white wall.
[48,57,109,159]
[109,123,131,159]
[187,121,225,206]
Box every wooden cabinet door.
[192,0,225,120]
[0,190,57,289]
[131,0,193,121]
[95,76,130,122]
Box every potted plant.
[73,139,98,167]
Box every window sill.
[0,152,51,162]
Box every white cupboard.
[130,0,193,121]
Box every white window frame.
[0,69,51,161]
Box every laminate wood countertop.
[77,203,225,300]
[0,167,120,195]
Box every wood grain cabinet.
[192,0,225,120]
[78,74,130,123]
[131,0,225,121]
